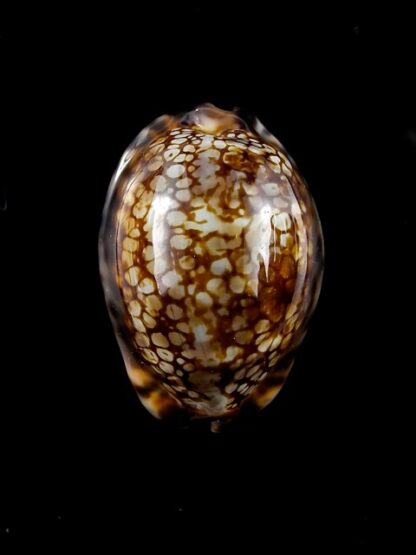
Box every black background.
[1,6,414,548]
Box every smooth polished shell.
[99,105,323,426]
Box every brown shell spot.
[280,256,296,279]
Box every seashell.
[99,104,324,430]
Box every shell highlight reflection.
[99,105,324,426]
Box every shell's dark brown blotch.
[99,104,324,426]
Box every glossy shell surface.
[99,105,323,423]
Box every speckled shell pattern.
[99,105,323,423]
